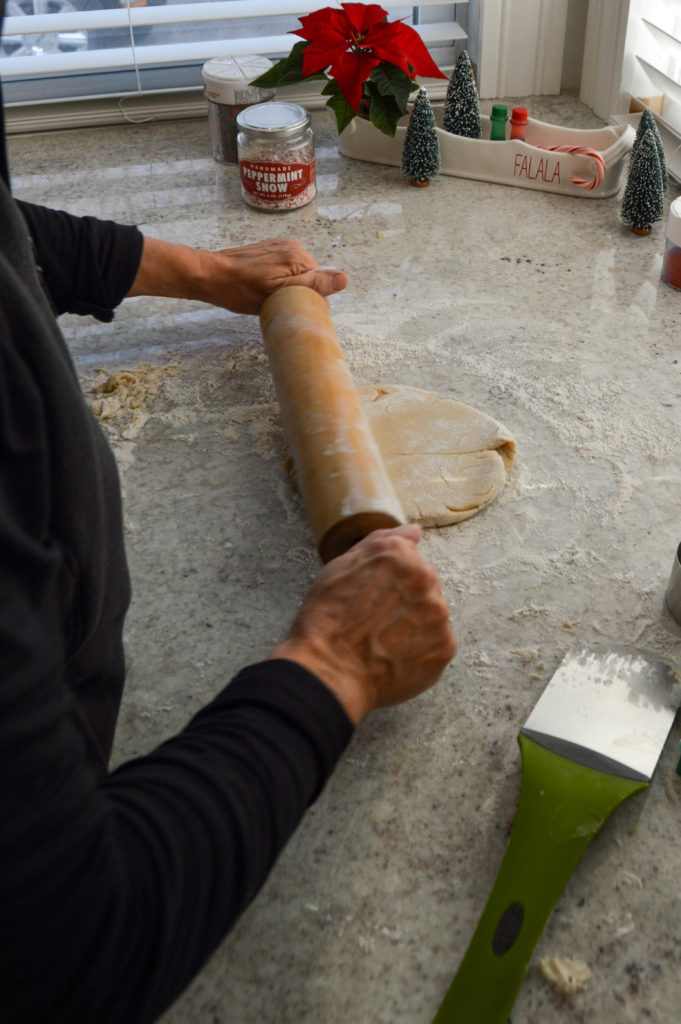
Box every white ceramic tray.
[339,105,636,199]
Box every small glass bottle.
[661,196,681,291]
[510,106,528,141]
[237,102,316,212]
[490,104,508,141]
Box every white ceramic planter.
[338,104,635,199]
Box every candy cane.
[538,145,606,190]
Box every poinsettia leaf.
[295,6,350,41]
[248,62,283,89]
[370,20,447,80]
[249,40,313,88]
[341,2,390,35]
[321,78,342,98]
[368,87,403,137]
[330,50,380,110]
[302,35,347,77]
[370,62,413,113]
[325,90,358,135]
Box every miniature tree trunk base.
[632,225,652,235]
[411,178,430,187]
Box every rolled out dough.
[284,384,516,529]
[357,385,516,527]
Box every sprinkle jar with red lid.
[236,102,316,212]
[510,107,528,141]
[661,196,681,291]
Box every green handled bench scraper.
[433,642,680,1024]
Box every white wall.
[561,0,588,89]
[469,0,570,98]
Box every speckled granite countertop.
[9,92,681,1023]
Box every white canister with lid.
[237,102,316,212]
[202,56,275,165]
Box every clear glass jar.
[236,102,316,211]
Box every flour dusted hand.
[270,525,456,724]
[127,236,348,315]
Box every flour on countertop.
[85,362,178,436]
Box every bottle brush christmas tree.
[633,107,667,189]
[401,87,440,187]
[443,50,481,138]
[620,127,664,235]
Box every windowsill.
[5,76,451,135]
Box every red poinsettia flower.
[292,2,445,111]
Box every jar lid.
[666,195,681,249]
[202,56,273,105]
[237,102,311,140]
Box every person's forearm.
[127,236,348,315]
[2,655,352,1024]
[126,235,211,303]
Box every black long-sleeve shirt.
[0,64,353,1023]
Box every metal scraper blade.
[520,643,681,782]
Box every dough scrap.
[86,362,177,422]
[539,956,591,997]
[357,384,516,527]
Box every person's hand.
[127,236,348,314]
[197,238,348,314]
[269,525,456,724]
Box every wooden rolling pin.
[259,286,405,563]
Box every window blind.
[619,0,681,178]
[2,0,466,111]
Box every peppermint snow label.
[239,161,314,203]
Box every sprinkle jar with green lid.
[490,103,509,140]
[237,102,316,211]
